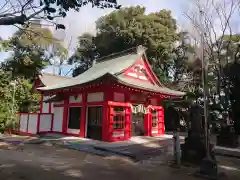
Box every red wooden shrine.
[16,46,185,142]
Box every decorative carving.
[124,60,149,81]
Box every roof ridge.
[96,45,145,64]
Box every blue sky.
[0,0,186,76]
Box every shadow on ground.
[0,144,192,180]
[0,143,240,180]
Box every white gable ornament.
[74,95,78,100]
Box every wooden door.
[87,106,103,140]
[131,113,145,136]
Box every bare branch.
[0,6,45,25]
[12,24,58,41]
[21,0,33,14]
[0,1,8,12]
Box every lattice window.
[152,110,158,128]
[113,106,125,130]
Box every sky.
[0,0,187,75]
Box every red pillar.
[62,98,69,134]
[144,109,151,136]
[125,93,131,139]
[48,102,52,113]
[158,107,165,135]
[80,92,87,137]
[102,89,113,141]
[36,114,40,133]
[125,106,131,139]
[26,114,30,133]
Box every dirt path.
[0,144,240,180]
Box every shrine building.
[16,46,185,142]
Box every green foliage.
[0,25,53,131]
[0,0,120,26]
[0,70,40,132]
[1,25,67,80]
[68,33,97,77]
[70,6,179,81]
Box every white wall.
[67,129,80,134]
[87,92,104,102]
[112,131,125,138]
[27,114,38,134]
[69,94,82,103]
[50,103,54,113]
[52,107,64,132]
[42,96,50,113]
[152,130,158,134]
[19,114,28,132]
[39,114,52,132]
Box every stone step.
[215,146,240,158]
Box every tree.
[68,32,97,77]
[183,0,240,132]
[70,6,179,82]
[169,31,196,91]
[0,0,120,27]
[0,70,40,132]
[1,24,67,80]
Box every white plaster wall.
[69,94,82,103]
[50,103,54,113]
[54,100,64,105]
[39,114,52,132]
[113,92,125,102]
[42,96,50,113]
[28,114,38,134]
[67,129,80,134]
[87,92,104,102]
[53,107,64,132]
[152,130,158,134]
[112,131,125,138]
[19,114,28,132]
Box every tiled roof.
[38,47,142,91]
[116,75,185,96]
[38,46,185,96]
[39,73,72,87]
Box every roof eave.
[37,73,115,92]
[112,76,186,97]
[38,73,186,97]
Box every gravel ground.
[0,142,240,180]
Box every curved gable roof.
[38,46,185,97]
[38,49,142,91]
